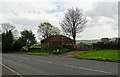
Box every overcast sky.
[0,0,119,41]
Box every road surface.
[2,53,119,75]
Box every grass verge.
[15,50,54,56]
[15,48,72,56]
[74,49,120,62]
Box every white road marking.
[7,56,112,75]
[1,63,22,77]
[34,59,112,74]
[64,64,111,74]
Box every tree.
[1,23,18,52]
[17,30,36,48]
[0,34,1,42]
[37,22,60,39]
[1,23,18,38]
[60,8,87,48]
[2,30,14,52]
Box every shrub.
[21,46,29,51]
[93,42,119,49]
[76,42,92,51]
[52,48,72,54]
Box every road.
[2,53,119,75]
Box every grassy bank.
[16,50,54,56]
[15,48,72,56]
[74,49,120,62]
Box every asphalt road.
[2,53,119,75]
[2,65,19,75]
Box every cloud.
[84,2,118,31]
[0,1,118,41]
[79,24,118,40]
[85,2,118,17]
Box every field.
[16,51,53,56]
[75,50,120,61]
[75,49,120,62]
[76,39,100,45]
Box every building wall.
[41,36,73,50]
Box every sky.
[0,0,119,42]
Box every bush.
[39,49,51,52]
[76,42,92,51]
[93,42,119,49]
[52,48,72,54]
[52,49,60,54]
[21,46,29,51]
[29,49,52,53]
[12,40,23,51]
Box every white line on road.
[1,63,22,77]
[64,64,111,74]
[34,59,112,74]
[33,59,112,74]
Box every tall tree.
[0,34,1,42]
[37,22,60,39]
[2,30,14,52]
[18,30,36,47]
[60,8,87,48]
[1,23,18,38]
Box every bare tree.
[1,23,18,38]
[60,8,87,48]
[37,22,60,39]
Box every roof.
[41,35,73,43]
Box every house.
[41,35,73,50]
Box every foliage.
[12,40,23,51]
[15,30,36,50]
[16,48,72,55]
[0,34,1,42]
[1,23,20,52]
[38,22,60,39]
[1,23,18,38]
[2,30,14,52]
[52,48,72,54]
[30,44,41,48]
[76,42,92,51]
[20,30,36,46]
[16,49,53,56]
[76,39,100,45]
[93,42,119,49]
[60,8,87,47]
[21,46,29,51]
[75,49,120,62]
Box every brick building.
[41,35,73,50]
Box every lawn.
[16,50,54,56]
[74,49,120,62]
[15,48,72,56]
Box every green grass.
[16,50,54,56]
[74,49,120,62]
[16,48,73,55]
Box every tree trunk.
[73,35,76,49]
